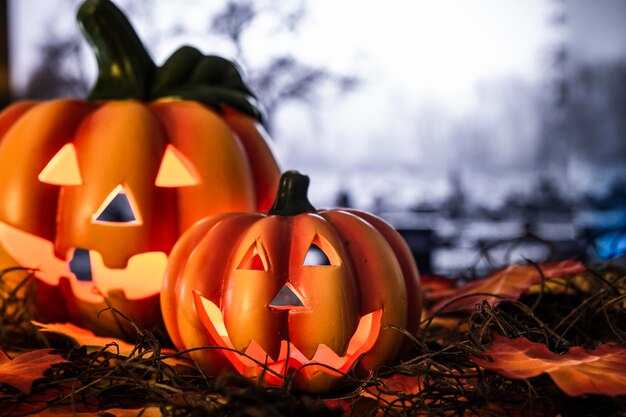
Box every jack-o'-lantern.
[161,171,422,392]
[0,0,280,337]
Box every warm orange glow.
[89,250,167,300]
[199,295,230,339]
[0,221,166,303]
[91,184,143,226]
[0,221,73,284]
[155,144,200,187]
[38,143,83,185]
[193,291,382,385]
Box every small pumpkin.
[161,171,422,392]
[0,0,280,337]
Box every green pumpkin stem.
[77,0,156,100]
[268,171,316,216]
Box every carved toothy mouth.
[69,248,93,281]
[0,221,167,303]
[193,291,383,385]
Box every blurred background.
[3,0,626,276]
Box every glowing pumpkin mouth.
[193,291,383,385]
[0,221,166,303]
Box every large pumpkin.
[0,0,280,337]
[161,171,422,392]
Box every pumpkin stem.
[77,0,156,100]
[268,171,316,216]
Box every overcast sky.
[10,0,556,110]
[8,0,626,209]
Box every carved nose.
[92,184,141,224]
[269,283,304,310]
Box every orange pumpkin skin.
[0,99,279,336]
[0,0,281,337]
[161,172,422,392]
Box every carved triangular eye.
[237,242,268,271]
[38,143,82,185]
[304,243,332,266]
[92,184,142,225]
[304,234,341,266]
[155,145,199,187]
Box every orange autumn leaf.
[32,321,177,364]
[103,407,163,417]
[471,335,626,396]
[33,321,137,355]
[421,274,459,303]
[0,348,67,394]
[326,372,477,416]
[430,260,585,313]
[364,373,423,405]
[323,397,378,417]
[323,374,423,417]
[26,406,163,416]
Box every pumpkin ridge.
[161,213,240,349]
[0,100,97,240]
[317,210,409,368]
[160,172,421,392]
[0,1,282,342]
[0,101,38,138]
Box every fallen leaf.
[421,274,459,303]
[107,406,162,417]
[430,260,585,313]
[0,378,103,416]
[471,335,626,396]
[321,374,423,417]
[0,348,67,394]
[32,321,137,355]
[323,397,378,417]
[527,273,592,295]
[34,406,162,416]
[325,371,479,416]
[363,373,423,405]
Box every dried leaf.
[527,273,592,295]
[471,335,626,396]
[321,374,423,416]
[421,274,459,303]
[364,373,423,404]
[32,321,136,355]
[323,397,379,417]
[41,406,162,416]
[431,260,585,313]
[0,348,67,394]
